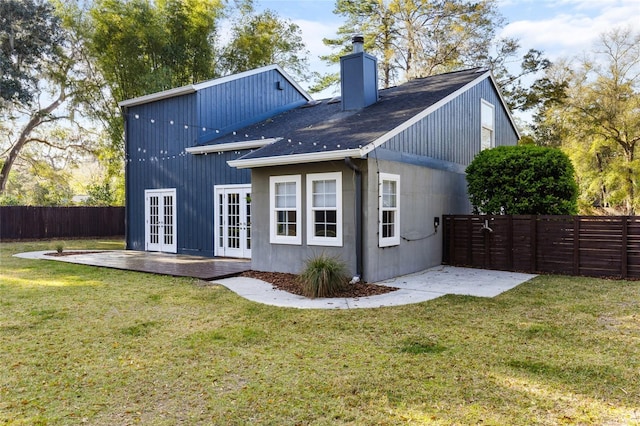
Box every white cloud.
[292,18,341,95]
[501,1,640,60]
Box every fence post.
[507,215,513,271]
[573,216,580,275]
[621,216,628,279]
[531,216,537,272]
[467,216,473,266]
[448,216,456,265]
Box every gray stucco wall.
[362,158,471,282]
[250,157,470,283]
[250,161,360,276]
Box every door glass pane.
[163,195,174,245]
[218,193,224,247]
[150,196,159,244]
[227,193,240,249]
[246,192,251,250]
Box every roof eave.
[118,64,313,108]
[185,138,282,155]
[227,148,363,169]
[361,69,492,156]
[118,86,197,108]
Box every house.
[119,37,519,283]
[119,65,312,257]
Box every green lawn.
[1,240,639,425]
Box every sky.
[254,0,640,97]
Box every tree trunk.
[0,91,66,193]
[625,145,636,215]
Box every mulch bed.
[240,270,398,298]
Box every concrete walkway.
[15,250,536,310]
[217,266,536,309]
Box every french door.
[144,189,177,253]
[215,185,251,258]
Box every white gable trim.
[228,148,363,169]
[360,70,491,156]
[119,64,312,108]
[186,138,281,155]
[488,72,521,140]
[118,86,197,108]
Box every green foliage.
[466,145,578,215]
[85,179,123,206]
[533,28,640,214]
[220,2,309,80]
[299,254,348,298]
[88,0,224,102]
[0,0,64,106]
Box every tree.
[534,28,640,214]
[316,0,555,111]
[88,0,224,102]
[317,0,397,89]
[220,1,309,80]
[0,0,64,106]
[0,0,102,196]
[318,0,514,89]
[466,145,578,215]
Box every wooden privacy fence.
[0,206,125,241]
[443,215,640,279]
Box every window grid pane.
[311,178,337,238]
[380,177,399,244]
[275,181,298,237]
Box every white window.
[481,99,495,150]
[270,175,301,245]
[379,173,400,247]
[307,172,342,246]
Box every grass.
[1,240,639,425]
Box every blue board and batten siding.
[382,78,518,166]
[197,69,308,144]
[124,69,308,256]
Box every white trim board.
[119,64,313,108]
[228,148,363,169]
[186,138,281,155]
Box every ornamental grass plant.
[299,253,349,298]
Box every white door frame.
[144,188,177,253]
[214,184,252,258]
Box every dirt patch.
[240,270,398,298]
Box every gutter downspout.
[344,157,363,281]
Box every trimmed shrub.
[466,145,578,215]
[299,254,348,298]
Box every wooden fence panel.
[443,215,640,279]
[628,218,640,278]
[536,216,575,275]
[0,206,125,240]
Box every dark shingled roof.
[214,67,487,160]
